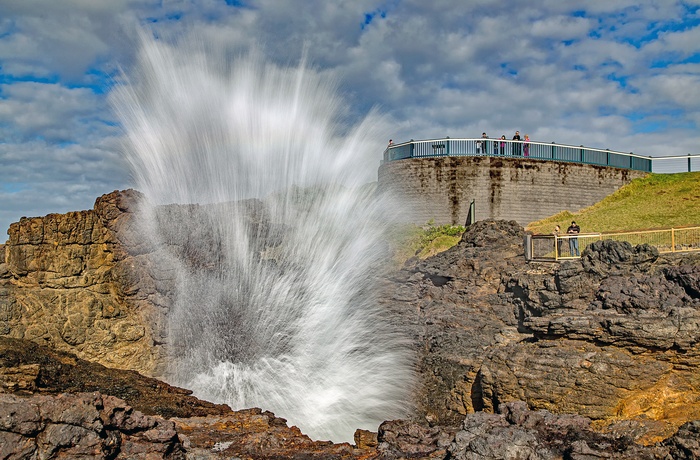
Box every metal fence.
[527,226,700,261]
[383,138,700,173]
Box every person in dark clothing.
[512,131,522,156]
[567,221,581,256]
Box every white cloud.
[0,82,113,142]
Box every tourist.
[553,225,564,257]
[478,132,488,155]
[512,131,522,156]
[388,139,393,147]
[567,221,581,256]
[523,134,530,157]
[499,135,506,155]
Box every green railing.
[382,138,700,173]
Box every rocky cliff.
[3,335,700,459]
[3,191,700,458]
[0,190,176,377]
[0,190,288,381]
[384,219,700,445]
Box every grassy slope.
[388,172,700,266]
[388,223,464,268]
[526,172,700,235]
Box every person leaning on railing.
[512,131,522,156]
[478,132,488,154]
[524,134,530,157]
[567,221,581,256]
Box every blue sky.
[1,0,699,233]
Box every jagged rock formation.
[0,190,169,376]
[0,190,287,380]
[0,392,184,460]
[382,219,700,444]
[0,336,376,459]
[3,335,698,459]
[3,191,700,457]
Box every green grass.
[527,172,700,234]
[387,221,465,267]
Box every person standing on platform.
[553,225,564,257]
[478,132,488,155]
[567,221,581,256]
[523,134,530,157]
[512,131,522,156]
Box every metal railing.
[527,226,700,261]
[382,138,700,173]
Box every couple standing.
[554,221,581,257]
[511,131,531,157]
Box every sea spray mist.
[111,34,414,442]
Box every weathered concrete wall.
[377,156,648,226]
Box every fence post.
[523,234,532,260]
[672,228,675,252]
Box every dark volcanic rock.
[0,392,184,460]
[4,195,700,457]
[375,401,688,459]
[382,219,700,443]
[0,336,230,419]
[447,401,669,460]
[0,337,379,459]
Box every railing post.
[672,228,676,252]
[446,137,450,157]
[523,234,532,261]
[551,142,555,159]
[410,140,414,158]
[580,145,584,163]
[689,154,692,173]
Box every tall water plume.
[111,36,414,442]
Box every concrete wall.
[377,156,648,226]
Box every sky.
[1,0,700,234]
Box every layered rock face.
[383,220,700,444]
[0,190,288,380]
[0,190,171,376]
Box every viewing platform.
[383,138,700,174]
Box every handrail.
[527,226,700,261]
[382,137,700,173]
